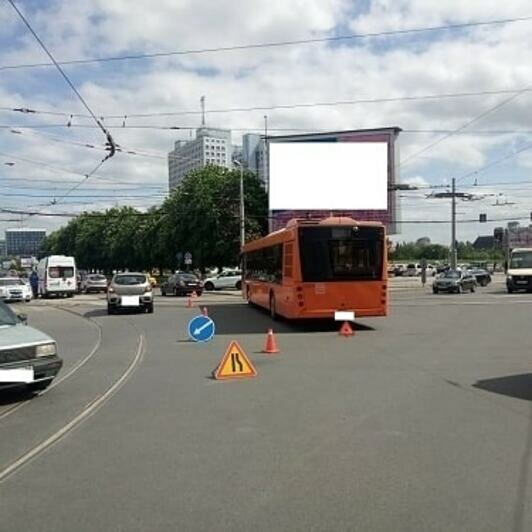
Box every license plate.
[0,367,34,383]
[516,280,528,285]
[121,295,140,306]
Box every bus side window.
[283,242,293,278]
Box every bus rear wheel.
[269,293,278,321]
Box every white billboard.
[269,141,388,210]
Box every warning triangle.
[212,341,257,380]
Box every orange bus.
[242,217,387,320]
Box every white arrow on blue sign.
[187,315,215,343]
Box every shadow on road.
[473,374,532,402]
[83,308,149,318]
[0,388,32,406]
[206,303,375,335]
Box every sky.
[0,0,531,245]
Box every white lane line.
[0,332,145,483]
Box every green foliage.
[41,166,268,272]
[390,241,504,262]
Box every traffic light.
[479,213,487,223]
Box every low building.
[5,228,46,256]
[473,236,495,250]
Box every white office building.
[168,127,233,189]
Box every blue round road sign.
[187,315,215,343]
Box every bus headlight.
[36,342,57,357]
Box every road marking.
[0,332,145,483]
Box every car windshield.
[443,270,461,278]
[0,278,24,286]
[179,274,198,282]
[114,275,146,285]
[0,301,18,326]
[510,251,532,269]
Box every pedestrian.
[29,269,39,298]
[421,259,427,287]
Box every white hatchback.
[203,270,242,291]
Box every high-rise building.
[0,240,6,258]
[242,133,267,184]
[168,127,233,189]
[5,228,46,256]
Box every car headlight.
[507,275,513,281]
[36,342,57,357]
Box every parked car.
[405,263,419,277]
[392,264,406,277]
[107,273,154,314]
[433,269,477,294]
[467,268,492,287]
[0,277,32,302]
[160,273,203,297]
[436,264,451,275]
[81,274,108,294]
[0,300,63,393]
[203,270,242,291]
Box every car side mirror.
[17,312,28,325]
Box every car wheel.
[107,304,115,315]
[235,280,242,290]
[173,287,178,297]
[269,293,278,321]
[28,379,52,393]
[507,287,514,294]
[147,303,154,314]
[161,288,166,296]
[204,281,214,291]
[471,285,475,293]
[433,287,438,294]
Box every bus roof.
[243,217,384,252]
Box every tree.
[161,165,268,271]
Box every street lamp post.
[233,160,245,250]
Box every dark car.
[433,269,477,294]
[0,300,63,393]
[161,273,203,297]
[467,268,491,287]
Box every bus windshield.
[299,226,383,282]
[510,250,532,269]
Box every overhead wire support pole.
[451,177,457,269]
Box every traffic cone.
[186,296,193,308]
[339,321,355,337]
[201,306,208,316]
[262,328,280,354]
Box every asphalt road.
[1,283,532,531]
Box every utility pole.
[451,177,457,269]
[200,96,206,127]
[234,160,245,250]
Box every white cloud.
[0,0,531,244]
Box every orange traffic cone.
[262,328,280,354]
[201,306,208,316]
[339,321,355,337]
[186,296,193,308]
